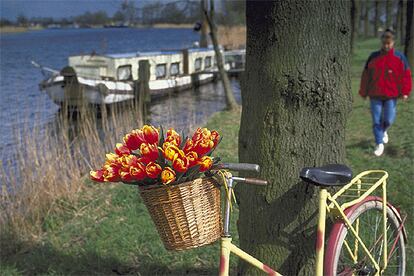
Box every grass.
[1,38,412,275]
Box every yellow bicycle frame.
[219,170,389,276]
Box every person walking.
[359,29,412,156]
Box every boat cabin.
[68,48,217,82]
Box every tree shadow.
[237,181,321,272]
[1,239,218,275]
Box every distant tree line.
[350,0,412,46]
[0,0,245,27]
[350,0,413,70]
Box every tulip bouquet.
[90,125,221,186]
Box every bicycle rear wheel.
[325,198,406,276]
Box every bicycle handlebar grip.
[221,163,260,172]
[243,178,268,185]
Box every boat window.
[204,56,212,68]
[194,58,202,71]
[117,65,132,81]
[156,64,167,79]
[170,62,180,76]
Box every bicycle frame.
[218,170,392,276]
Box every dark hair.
[382,28,395,39]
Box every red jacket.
[359,48,412,98]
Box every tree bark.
[374,0,380,36]
[364,0,370,37]
[405,0,414,66]
[386,0,393,28]
[204,0,239,111]
[238,1,352,275]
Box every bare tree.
[364,0,370,37]
[405,0,414,66]
[199,0,209,47]
[374,0,380,36]
[203,0,239,111]
[386,0,393,28]
[351,0,359,52]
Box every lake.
[0,27,241,170]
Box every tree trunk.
[364,0,370,37]
[200,0,209,48]
[386,0,393,28]
[204,0,239,111]
[397,0,403,42]
[351,0,358,53]
[405,0,414,66]
[374,0,380,36]
[237,1,352,275]
[400,0,406,45]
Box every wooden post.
[137,60,151,124]
[182,49,189,75]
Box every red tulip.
[102,164,121,182]
[142,125,159,144]
[90,169,104,182]
[115,143,131,156]
[198,156,213,172]
[165,128,181,147]
[161,167,176,185]
[211,130,220,146]
[145,162,162,179]
[163,144,181,161]
[123,129,146,151]
[172,155,189,173]
[183,138,194,153]
[192,128,211,142]
[119,162,146,182]
[186,151,198,167]
[129,162,146,180]
[194,138,214,156]
[140,143,159,161]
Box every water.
[0,28,241,170]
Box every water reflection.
[150,78,241,133]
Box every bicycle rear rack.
[327,170,388,215]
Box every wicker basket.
[139,177,222,251]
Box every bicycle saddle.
[299,164,352,187]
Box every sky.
[0,0,141,20]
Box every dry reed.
[217,25,246,50]
[0,101,143,254]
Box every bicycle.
[210,163,407,276]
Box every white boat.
[37,47,227,107]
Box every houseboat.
[38,47,220,107]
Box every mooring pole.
[138,60,151,124]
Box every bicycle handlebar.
[213,163,260,172]
[232,177,268,186]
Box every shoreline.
[0,26,44,34]
[0,26,28,33]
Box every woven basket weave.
[139,177,222,251]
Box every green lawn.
[1,39,413,275]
